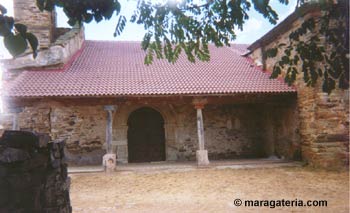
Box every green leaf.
[43,0,55,11]
[4,33,28,57]
[322,72,336,94]
[141,32,152,50]
[265,48,278,58]
[67,18,77,26]
[14,23,27,37]
[26,32,39,58]
[36,0,45,11]
[270,66,281,78]
[284,48,291,56]
[83,13,93,23]
[145,49,154,65]
[94,13,103,23]
[293,55,299,65]
[114,15,126,37]
[102,7,116,20]
[278,43,286,48]
[281,56,289,64]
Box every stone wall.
[0,98,300,165]
[203,105,266,160]
[113,103,273,162]
[2,0,85,71]
[2,27,85,70]
[0,131,71,212]
[50,105,106,165]
[249,8,349,169]
[0,101,106,166]
[262,102,301,160]
[14,0,56,49]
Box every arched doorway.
[127,107,166,163]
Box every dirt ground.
[70,167,349,213]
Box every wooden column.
[193,98,209,166]
[103,105,116,172]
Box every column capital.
[192,98,207,109]
[8,107,23,114]
[104,105,117,111]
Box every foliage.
[37,0,122,26]
[0,5,38,58]
[1,0,289,62]
[265,0,349,93]
[0,0,348,94]
[127,0,288,64]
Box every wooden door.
[127,107,165,163]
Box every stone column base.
[196,150,209,166]
[103,154,116,172]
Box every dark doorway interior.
[127,107,166,163]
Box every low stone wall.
[0,131,71,212]
[1,103,107,166]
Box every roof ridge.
[86,40,141,43]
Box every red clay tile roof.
[4,41,295,98]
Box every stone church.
[1,0,348,169]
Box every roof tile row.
[4,41,295,98]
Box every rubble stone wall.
[0,131,71,213]
[249,11,349,169]
[13,0,56,49]
[112,100,299,162]
[0,98,299,165]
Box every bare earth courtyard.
[70,167,349,213]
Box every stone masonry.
[2,0,84,71]
[249,6,349,169]
[0,131,71,212]
[1,0,305,167]
[13,0,56,49]
[0,97,299,165]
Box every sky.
[0,0,297,59]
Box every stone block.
[166,146,178,161]
[316,134,349,143]
[0,130,38,151]
[103,154,116,172]
[196,150,209,166]
[0,148,30,163]
[116,145,128,163]
[115,140,127,146]
[0,130,71,212]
